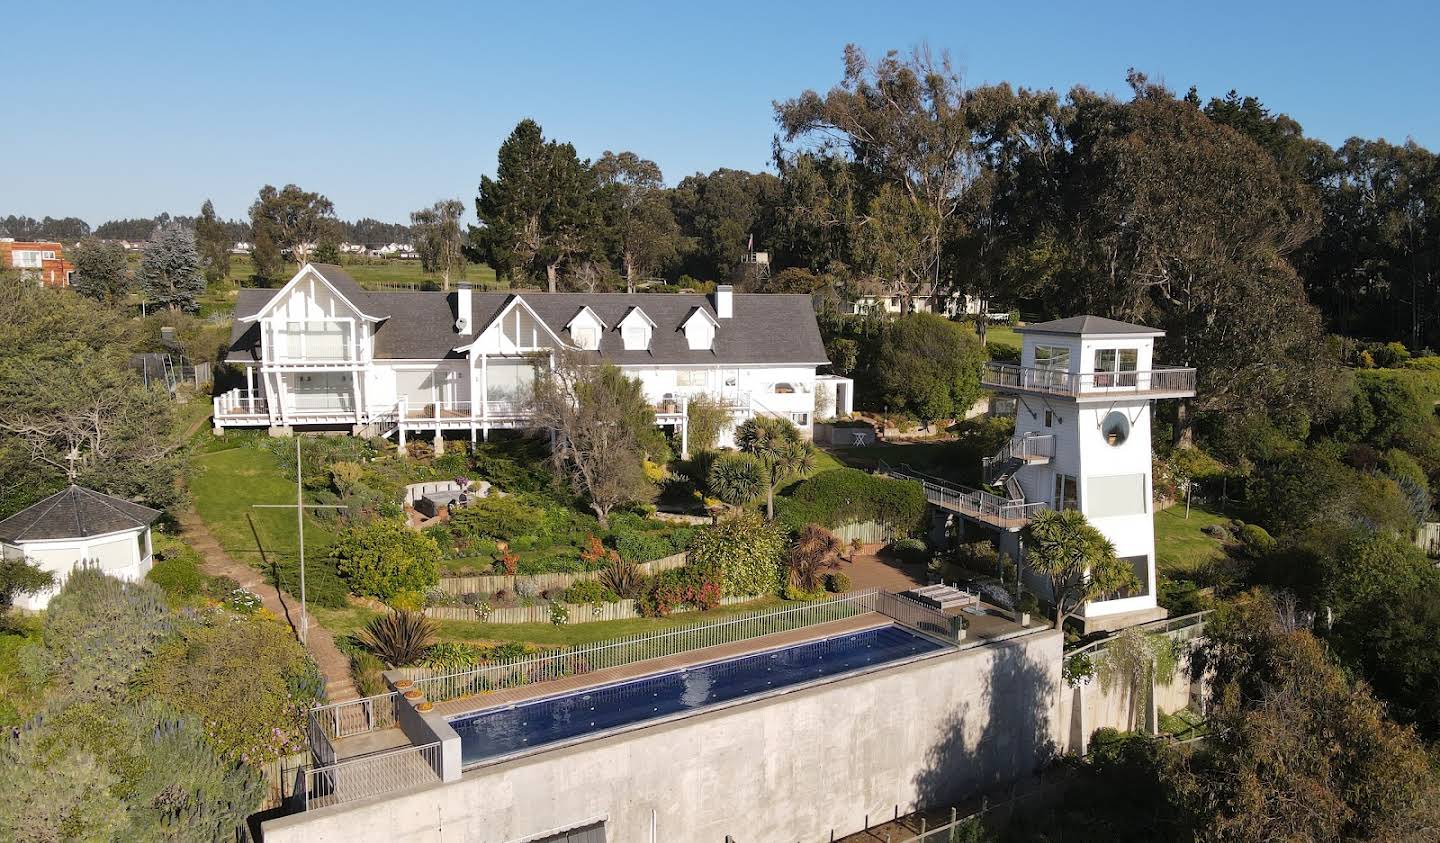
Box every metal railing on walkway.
[303,741,443,810]
[982,362,1196,398]
[878,460,1047,528]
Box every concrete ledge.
[385,672,462,783]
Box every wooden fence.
[436,551,689,596]
[256,750,310,810]
[830,520,903,545]
[425,591,757,625]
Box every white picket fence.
[436,551,689,596]
[425,592,758,625]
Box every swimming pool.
[449,623,948,766]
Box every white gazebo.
[0,485,163,610]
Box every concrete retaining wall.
[263,629,1063,843]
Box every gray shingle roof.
[227,266,829,366]
[0,486,162,543]
[1016,315,1164,337]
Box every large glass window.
[1093,348,1139,387]
[1034,345,1071,388]
[1053,473,1079,511]
[675,370,706,388]
[486,361,537,404]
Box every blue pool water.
[449,624,946,766]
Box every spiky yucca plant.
[598,556,644,599]
[358,611,437,667]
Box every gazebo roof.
[0,485,162,543]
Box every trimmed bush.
[561,580,619,604]
[774,468,927,534]
[783,583,828,601]
[1238,523,1276,558]
[892,537,930,565]
[447,495,549,543]
[687,513,787,597]
[331,520,441,600]
[825,572,851,593]
[145,536,204,598]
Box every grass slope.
[1153,503,1229,575]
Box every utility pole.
[253,437,345,644]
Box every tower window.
[1044,409,1054,428]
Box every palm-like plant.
[736,416,816,520]
[707,451,765,509]
[358,610,437,667]
[1021,508,1138,627]
[787,524,844,592]
[597,555,643,598]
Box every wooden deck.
[431,612,893,717]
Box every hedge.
[774,468,927,534]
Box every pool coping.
[452,618,958,770]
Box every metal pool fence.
[397,588,958,704]
[302,741,444,810]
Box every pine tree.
[138,224,205,311]
[69,238,131,304]
[194,199,232,284]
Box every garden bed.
[424,592,760,625]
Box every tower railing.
[982,363,1196,397]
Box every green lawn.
[187,440,338,565]
[221,253,499,291]
[984,324,1022,356]
[315,596,786,648]
[1154,503,1230,575]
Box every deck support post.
[245,366,256,413]
[398,424,407,457]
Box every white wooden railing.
[982,433,1055,484]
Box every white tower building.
[981,315,1196,632]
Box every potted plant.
[1018,592,1039,627]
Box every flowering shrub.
[225,588,262,615]
[635,566,723,617]
[549,602,570,626]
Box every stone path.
[176,507,360,702]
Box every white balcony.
[982,362,1196,400]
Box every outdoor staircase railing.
[877,460,1047,527]
[981,433,1054,485]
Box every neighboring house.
[842,284,982,318]
[0,485,162,611]
[231,241,254,254]
[214,264,853,455]
[0,238,73,287]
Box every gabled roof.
[0,486,162,544]
[1017,315,1164,338]
[228,287,829,366]
[616,306,657,329]
[457,294,570,353]
[680,306,721,329]
[564,305,608,330]
[241,263,388,323]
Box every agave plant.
[598,555,644,599]
[358,610,437,667]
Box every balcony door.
[1093,348,1138,387]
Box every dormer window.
[573,326,599,350]
[617,307,655,351]
[680,307,720,351]
[564,305,607,351]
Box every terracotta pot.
[1106,432,1119,445]
[404,689,423,700]
[416,702,434,713]
[393,679,414,690]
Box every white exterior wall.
[1014,331,1161,620]
[8,527,152,611]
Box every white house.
[0,485,162,611]
[972,315,1197,631]
[214,264,853,456]
[843,285,985,318]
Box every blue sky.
[7,0,1438,225]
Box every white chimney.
[455,287,472,335]
[713,284,733,319]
